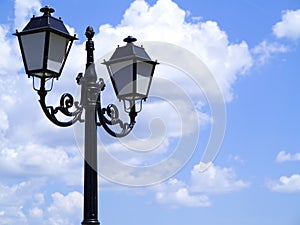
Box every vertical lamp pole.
[14,6,158,225]
[82,27,99,225]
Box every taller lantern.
[14,6,77,79]
[103,36,158,112]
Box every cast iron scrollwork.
[36,75,136,137]
[37,77,83,127]
[96,94,137,138]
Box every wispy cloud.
[276,150,300,163]
[252,40,288,64]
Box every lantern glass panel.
[136,60,153,96]
[47,33,69,73]
[110,60,133,96]
[21,32,46,71]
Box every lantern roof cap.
[15,6,77,40]
[123,36,137,43]
[105,36,154,63]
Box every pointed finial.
[85,26,95,40]
[40,6,55,16]
[123,36,137,44]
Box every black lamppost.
[14,6,158,225]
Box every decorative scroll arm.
[96,95,137,137]
[37,78,83,127]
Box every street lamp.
[14,6,158,225]
[103,36,157,113]
[14,6,77,79]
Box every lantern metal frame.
[14,6,77,79]
[103,36,158,113]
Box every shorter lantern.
[103,36,158,112]
[14,6,77,79]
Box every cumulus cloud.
[155,178,211,207]
[190,162,248,193]
[273,9,300,40]
[46,192,83,225]
[0,179,46,224]
[14,0,41,29]
[268,174,300,193]
[0,25,22,75]
[95,0,253,101]
[153,163,248,207]
[0,181,82,225]
[267,152,300,193]
[0,143,83,186]
[276,150,300,162]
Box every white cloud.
[0,25,22,75]
[29,207,43,219]
[123,0,185,27]
[0,179,45,224]
[0,181,83,225]
[153,163,248,207]
[276,150,300,162]
[0,1,85,222]
[46,192,83,225]
[0,110,9,133]
[252,41,288,64]
[14,0,41,30]
[0,143,83,186]
[33,193,45,205]
[228,154,245,164]
[155,178,211,207]
[268,174,300,193]
[94,0,253,101]
[273,9,300,40]
[190,162,249,193]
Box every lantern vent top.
[40,6,55,16]
[123,36,137,44]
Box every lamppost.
[14,6,158,225]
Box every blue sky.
[1,0,300,224]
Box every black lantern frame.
[14,6,77,79]
[103,36,158,112]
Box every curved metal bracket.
[35,73,136,135]
[37,78,83,127]
[96,95,137,138]
[37,74,137,134]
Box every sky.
[0,0,300,224]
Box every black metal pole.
[81,26,100,225]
